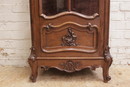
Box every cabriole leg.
[103,46,113,83]
[28,59,38,82]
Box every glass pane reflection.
[72,0,99,16]
[42,0,67,16]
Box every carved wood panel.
[41,22,98,53]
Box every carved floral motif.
[61,28,78,46]
[60,60,81,72]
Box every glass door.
[42,0,68,16]
[71,0,99,16]
[41,0,99,16]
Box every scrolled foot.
[104,76,111,83]
[30,75,36,82]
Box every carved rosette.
[60,60,81,72]
[61,28,78,46]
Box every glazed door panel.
[40,0,100,19]
[71,0,99,16]
[42,0,68,16]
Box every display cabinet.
[28,0,113,83]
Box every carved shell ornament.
[61,28,78,46]
[60,60,81,72]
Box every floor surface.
[0,65,130,87]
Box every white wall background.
[110,0,130,65]
[0,0,130,66]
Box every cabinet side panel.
[104,0,110,49]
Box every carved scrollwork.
[60,60,81,72]
[86,23,98,33]
[104,46,110,62]
[44,23,53,31]
[104,46,113,64]
[44,22,98,30]
[29,47,36,61]
[61,28,78,46]
[40,11,99,20]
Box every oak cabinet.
[28,0,113,83]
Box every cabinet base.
[28,57,112,83]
